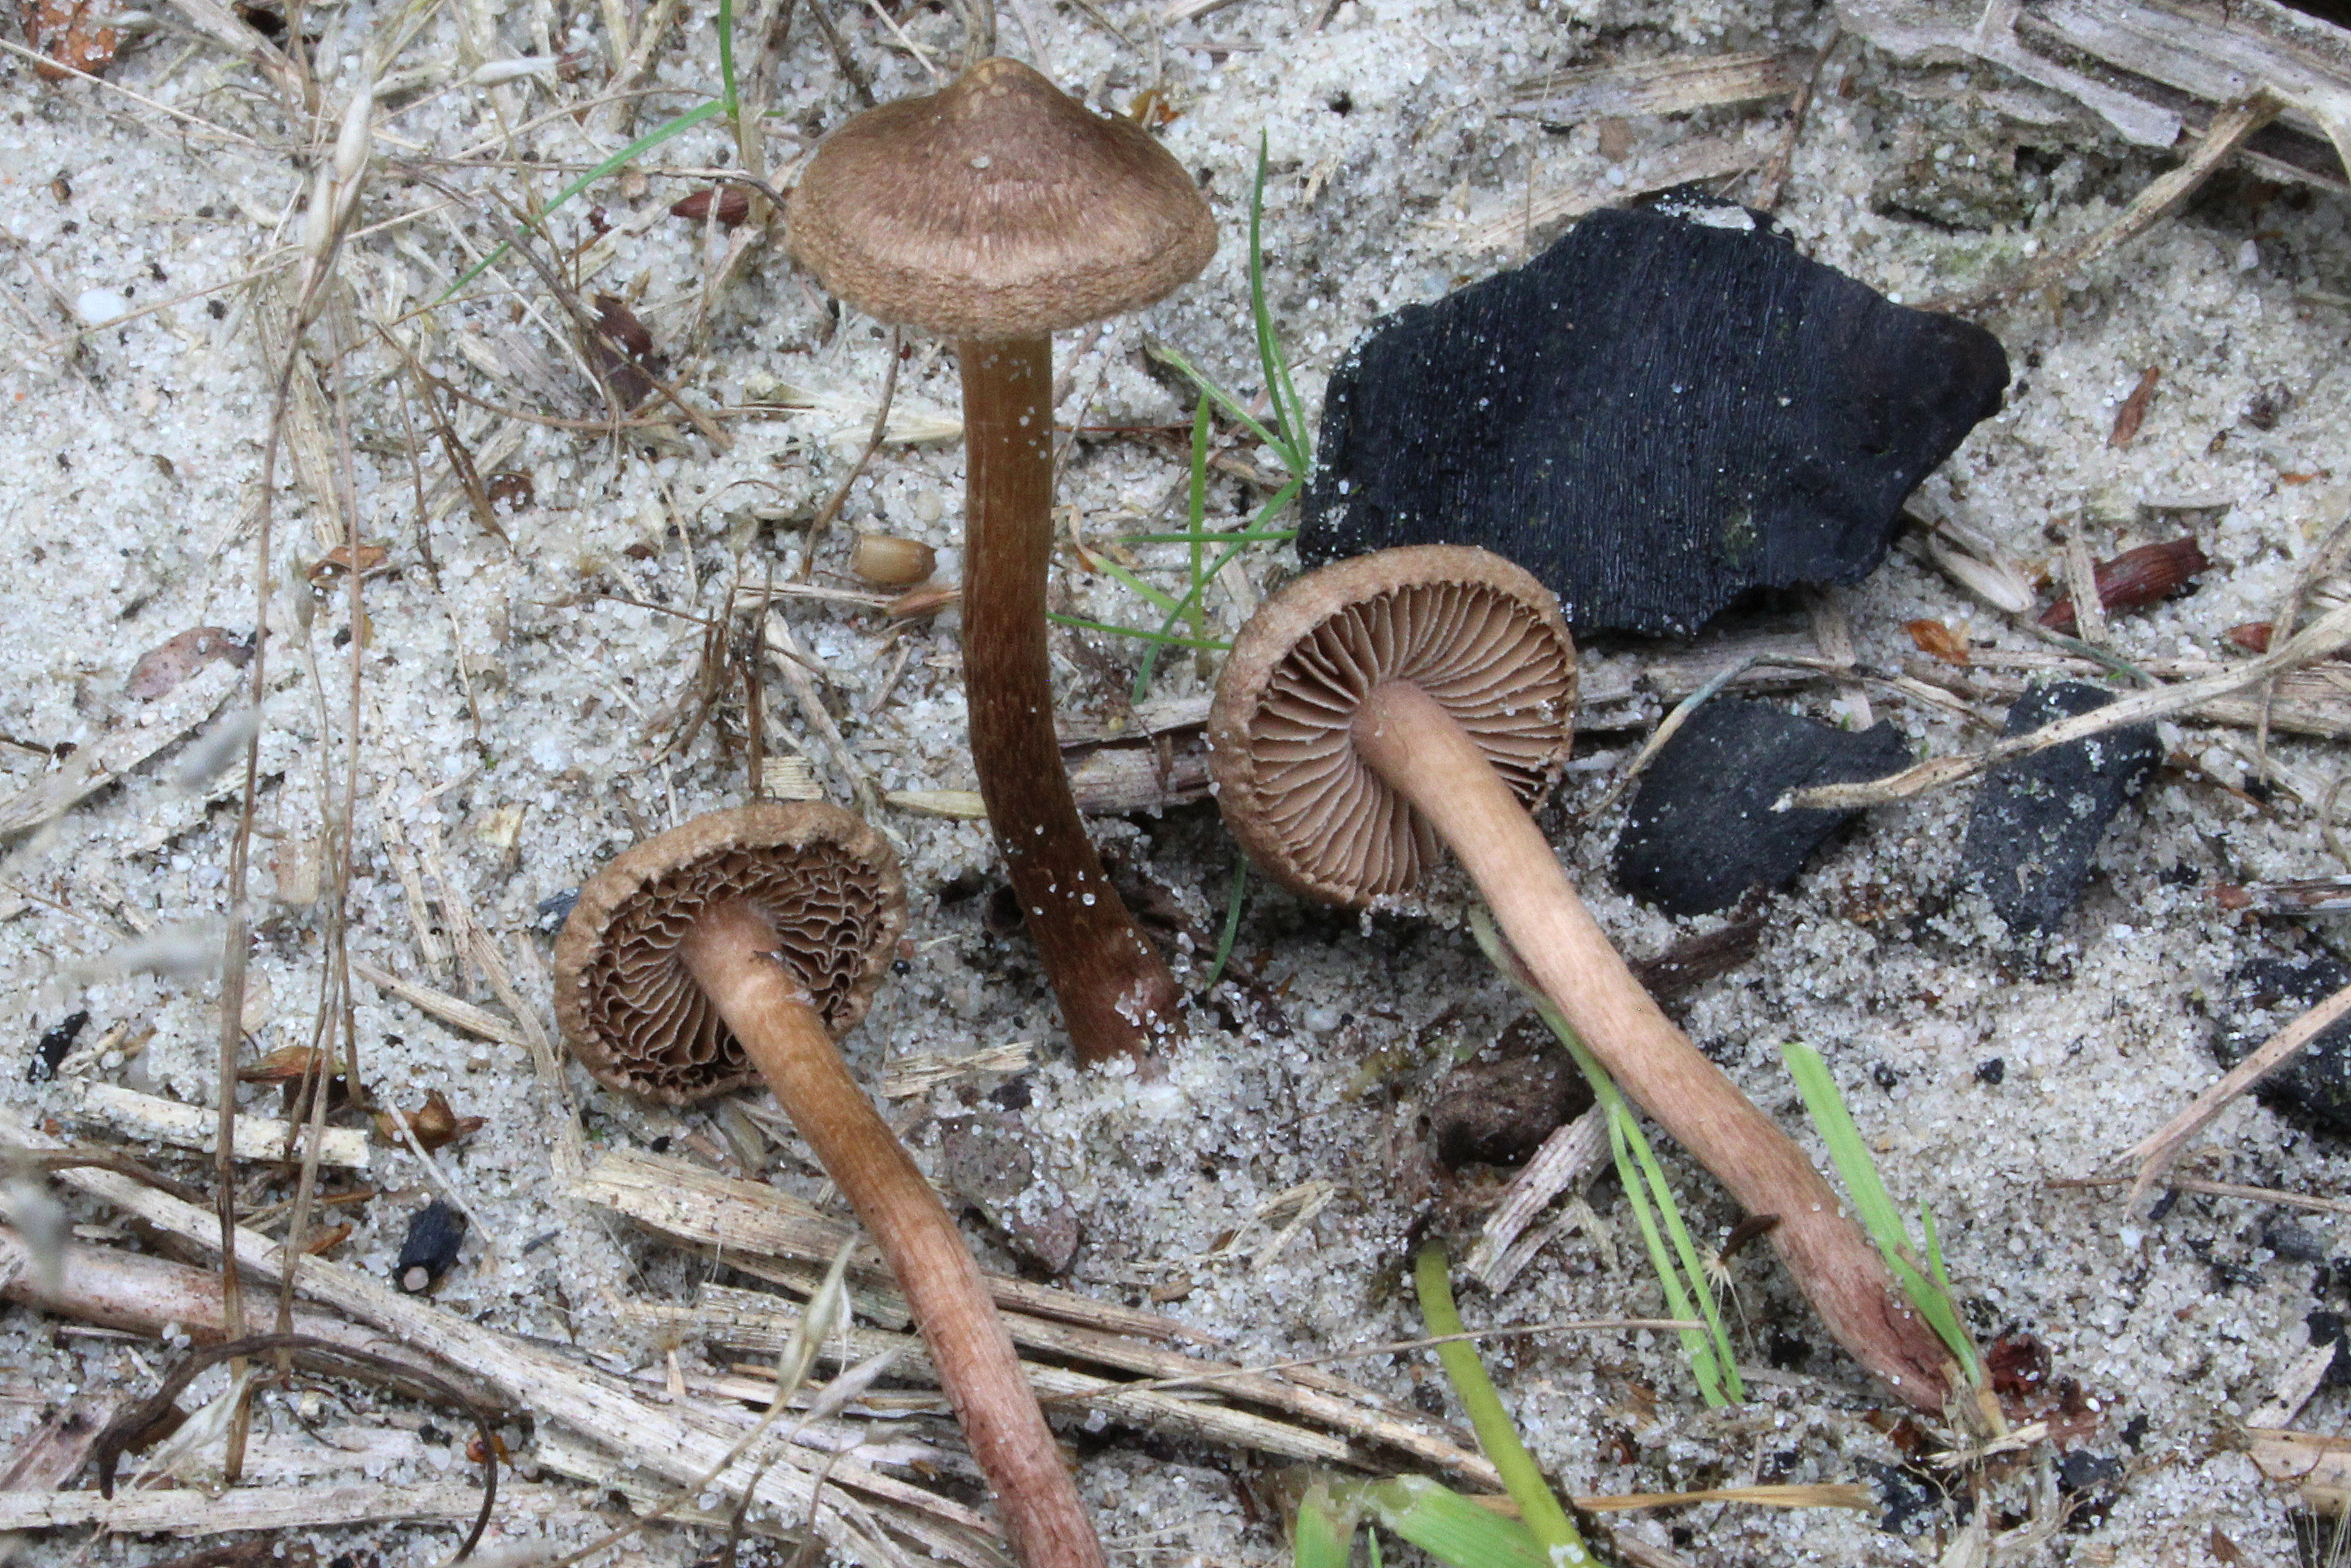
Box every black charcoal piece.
[1962,682,2160,934]
[1428,1015,1593,1170]
[1611,699,1912,916]
[26,1011,89,1082]
[1300,196,2010,634]
[1868,1461,1944,1536]
[396,1198,468,1293]
[2053,1451,2123,1527]
[2213,950,2351,1138]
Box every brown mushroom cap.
[1208,545,1578,908]
[786,57,1217,340]
[553,802,908,1105]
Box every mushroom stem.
[1352,679,1957,1410]
[960,333,1185,1067]
[678,898,1106,1568]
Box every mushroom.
[788,57,1216,1068]
[1208,546,1957,1412]
[555,802,1103,1568]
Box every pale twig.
[0,1110,986,1565]
[2117,978,2351,1203]
[1782,595,2351,812]
[2052,1174,2351,1219]
[1927,89,2285,312]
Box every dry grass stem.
[576,1150,1500,1482]
[3,1110,999,1567]
[2119,976,2351,1201]
[1464,1105,1608,1291]
[1507,49,1803,120]
[68,1082,371,1170]
[0,1480,589,1536]
[1784,595,2351,811]
[350,959,522,1046]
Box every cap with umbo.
[1208,546,1958,1413]
[555,802,1103,1568]
[788,59,1213,1069]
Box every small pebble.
[75,288,129,325]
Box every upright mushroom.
[788,57,1216,1068]
[555,802,1104,1568]
[1208,546,1957,1412]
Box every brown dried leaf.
[886,584,961,620]
[593,293,654,361]
[308,542,389,581]
[237,1045,331,1085]
[372,1089,484,1152]
[1903,618,1970,665]
[2227,621,2274,653]
[25,0,123,79]
[668,187,751,226]
[2109,365,2161,447]
[2036,537,2210,633]
[126,627,250,701]
[486,471,533,512]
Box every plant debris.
[2212,952,2351,1139]
[125,628,250,701]
[2036,538,2211,635]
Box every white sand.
[6,0,2351,1562]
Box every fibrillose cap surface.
[787,57,1217,341]
[1208,545,1578,909]
[554,802,907,1105]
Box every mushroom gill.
[1239,578,1576,901]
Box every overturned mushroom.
[788,57,1216,1067]
[554,802,1103,1568]
[1208,546,1956,1412]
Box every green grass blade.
[1046,612,1228,651]
[1247,133,1309,475]
[1781,1044,1904,1240]
[716,0,739,113]
[1413,1246,1597,1565]
[441,100,728,301]
[1129,501,1291,702]
[1354,1478,1547,1568]
[1089,555,1185,616]
[1113,528,1298,546]
[1468,909,1744,1406]
[1143,339,1288,461]
[1601,1105,1738,1405]
[1201,858,1246,993]
[1293,1480,1356,1568]
[1782,1042,1980,1383]
[1187,393,1213,649]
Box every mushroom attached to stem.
[554,802,1103,1568]
[1207,546,1957,1413]
[788,57,1216,1069]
